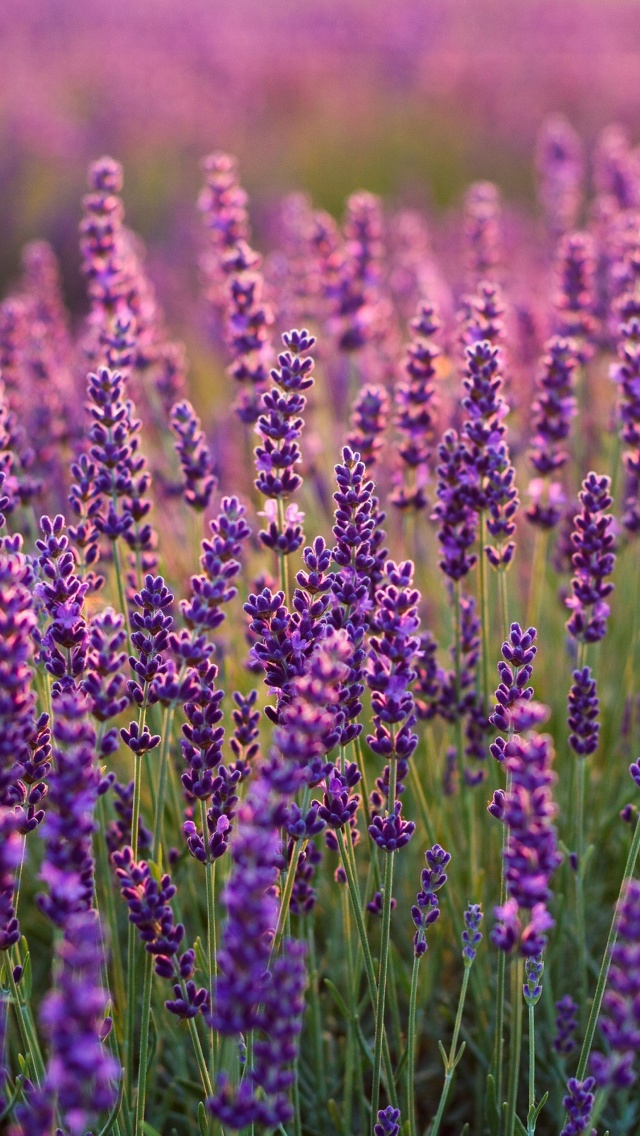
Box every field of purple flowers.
[3,8,640,1136]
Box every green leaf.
[142,1123,163,1136]
[450,1041,466,1071]
[327,1098,342,1132]
[146,1010,158,1075]
[198,1100,208,1136]
[438,1039,449,1072]
[355,1018,374,1067]
[459,1125,470,1136]
[323,978,349,1020]
[0,1074,25,1122]
[514,1114,528,1136]
[526,1090,549,1132]
[485,1074,499,1128]
[194,936,207,975]
[96,1077,125,1136]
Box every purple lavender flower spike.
[254,328,316,556]
[523,954,544,1005]
[328,190,384,353]
[611,312,640,532]
[199,152,273,423]
[169,399,217,512]
[16,911,120,1136]
[526,337,578,529]
[207,773,307,1128]
[462,903,483,963]
[594,124,640,210]
[366,559,421,825]
[553,232,597,363]
[391,301,441,511]
[0,810,22,952]
[181,495,250,636]
[559,1077,596,1136]
[567,667,600,757]
[34,513,89,687]
[489,623,537,738]
[411,844,450,957]
[82,607,129,724]
[127,573,174,707]
[37,689,102,929]
[554,995,579,1055]
[491,733,561,957]
[591,878,640,1088]
[459,280,506,351]
[346,383,389,471]
[565,472,616,644]
[0,540,38,806]
[374,1106,401,1136]
[432,429,478,580]
[463,182,502,285]
[536,114,584,241]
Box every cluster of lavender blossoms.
[5,112,640,1136]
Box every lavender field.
[2,3,640,1135]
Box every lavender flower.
[536,114,584,240]
[463,182,502,285]
[591,878,640,1088]
[411,844,449,957]
[366,559,421,814]
[374,1106,401,1136]
[199,152,273,423]
[611,313,640,532]
[17,911,120,1136]
[254,328,315,555]
[462,903,483,964]
[391,300,440,510]
[37,689,102,929]
[169,399,216,511]
[0,810,22,952]
[559,1077,596,1136]
[0,542,38,807]
[459,280,506,350]
[527,337,578,528]
[207,774,307,1128]
[491,733,561,956]
[181,495,250,635]
[432,430,478,581]
[566,472,616,643]
[34,513,88,686]
[553,232,597,363]
[346,383,389,470]
[567,666,600,756]
[489,623,538,741]
[328,190,384,352]
[554,995,579,1055]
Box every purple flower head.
[527,337,579,528]
[324,191,384,352]
[463,182,502,285]
[113,847,185,970]
[37,689,102,929]
[391,300,440,511]
[566,472,616,643]
[591,878,640,1089]
[554,995,579,1056]
[523,953,544,1006]
[462,903,483,964]
[611,314,640,532]
[0,809,22,951]
[346,383,389,470]
[199,152,273,423]
[254,329,316,554]
[411,843,450,956]
[492,732,561,956]
[432,429,478,581]
[181,495,250,636]
[374,1106,401,1136]
[17,911,120,1136]
[169,399,217,511]
[559,1077,596,1136]
[369,801,415,853]
[595,124,640,210]
[567,666,600,757]
[553,232,597,363]
[489,623,537,737]
[536,114,584,240]
[0,542,38,809]
[459,280,506,350]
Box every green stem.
[573,814,640,1085]
[339,893,354,1134]
[407,953,422,1136]
[112,540,131,650]
[152,704,176,858]
[276,497,290,606]
[575,756,588,1032]
[477,512,491,717]
[527,1003,535,1132]
[505,956,524,1136]
[429,965,471,1136]
[335,827,398,1110]
[200,799,217,1079]
[371,756,397,1132]
[134,953,154,1136]
[97,795,126,1021]
[499,569,509,643]
[7,960,46,1085]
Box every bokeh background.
[2,0,640,315]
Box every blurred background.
[2,0,640,316]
